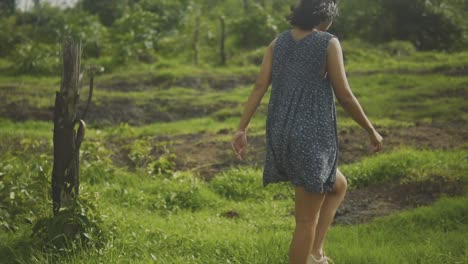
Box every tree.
[79,0,128,26]
[110,6,161,64]
[138,0,190,35]
[332,0,466,51]
[0,0,15,17]
[230,3,279,49]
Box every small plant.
[80,141,115,185]
[31,191,106,251]
[148,140,177,177]
[128,139,153,169]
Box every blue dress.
[262,30,339,193]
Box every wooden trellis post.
[220,15,226,66]
[51,38,99,216]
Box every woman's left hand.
[231,130,247,160]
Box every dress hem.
[263,176,336,194]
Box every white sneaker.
[308,252,335,264]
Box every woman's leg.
[311,168,348,259]
[289,186,327,264]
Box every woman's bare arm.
[327,37,383,152]
[327,38,376,134]
[236,38,276,132]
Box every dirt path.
[168,120,467,180]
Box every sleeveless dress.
[262,30,339,194]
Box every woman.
[231,0,383,263]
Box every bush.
[209,167,264,201]
[229,4,279,50]
[0,16,19,57]
[230,48,265,66]
[0,154,51,232]
[332,0,467,51]
[379,41,417,57]
[10,43,60,75]
[31,191,106,250]
[80,141,115,185]
[110,6,161,65]
[143,171,219,213]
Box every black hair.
[287,0,339,30]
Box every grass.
[1,73,466,129]
[2,43,468,126]
[0,41,467,263]
[0,146,466,263]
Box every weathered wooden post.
[51,37,83,215]
[220,15,226,66]
[193,15,200,65]
[241,0,249,48]
[242,0,249,12]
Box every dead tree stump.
[52,38,84,215]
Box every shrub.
[230,48,265,66]
[80,141,115,185]
[379,41,417,56]
[110,6,160,65]
[32,191,106,251]
[229,4,279,50]
[0,154,51,232]
[144,171,219,213]
[0,16,19,57]
[209,167,264,201]
[10,43,60,75]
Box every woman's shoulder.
[317,31,338,40]
[270,30,292,49]
[275,30,292,42]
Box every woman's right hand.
[368,130,384,152]
[231,130,248,160]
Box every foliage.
[79,0,129,26]
[110,6,160,64]
[0,153,51,232]
[145,171,219,213]
[229,3,281,49]
[1,0,467,75]
[137,0,189,36]
[378,41,416,57]
[80,141,115,185]
[56,10,108,58]
[1,143,466,263]
[0,0,16,17]
[10,42,60,75]
[333,0,467,51]
[0,15,19,57]
[209,167,265,201]
[125,139,177,177]
[31,191,106,250]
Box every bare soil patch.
[0,100,53,122]
[0,97,237,126]
[167,121,467,180]
[98,74,256,92]
[333,175,465,225]
[349,64,468,77]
